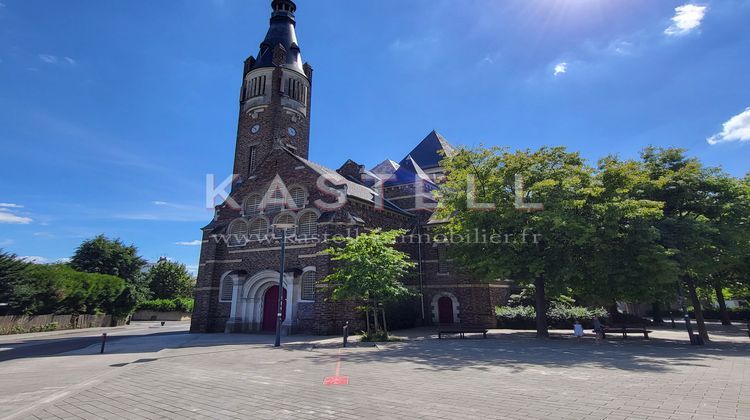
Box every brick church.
[190,0,510,335]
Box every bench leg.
[644,332,649,339]
[483,332,487,339]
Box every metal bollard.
[342,322,349,348]
[161,321,165,327]
[100,333,107,354]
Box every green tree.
[70,235,146,281]
[0,250,30,312]
[322,229,415,337]
[438,146,673,337]
[638,147,737,341]
[145,259,195,299]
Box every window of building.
[220,275,234,302]
[297,211,317,237]
[437,244,448,273]
[249,146,257,173]
[244,194,262,217]
[285,76,306,103]
[248,217,269,240]
[227,219,248,247]
[264,188,285,214]
[289,186,306,209]
[273,213,296,237]
[301,270,315,301]
[247,74,267,99]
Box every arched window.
[219,275,234,302]
[248,217,269,240]
[301,270,315,301]
[244,194,262,217]
[298,211,318,237]
[289,186,306,209]
[273,213,296,237]
[227,219,248,247]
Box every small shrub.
[359,330,401,342]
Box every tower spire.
[252,0,304,74]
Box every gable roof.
[404,130,455,170]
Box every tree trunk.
[714,283,732,326]
[652,302,664,324]
[533,276,549,338]
[372,302,380,332]
[382,308,389,339]
[686,277,710,342]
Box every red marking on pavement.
[323,375,349,385]
[323,347,349,386]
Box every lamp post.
[272,223,296,347]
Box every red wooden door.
[262,285,287,332]
[438,296,454,324]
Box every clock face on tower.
[250,124,260,134]
[287,127,297,137]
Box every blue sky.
[1,0,749,272]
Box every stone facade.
[190,0,509,335]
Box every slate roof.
[383,155,436,187]
[251,1,305,74]
[370,159,400,178]
[286,149,413,216]
[404,130,455,170]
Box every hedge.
[496,304,608,329]
[137,298,194,313]
[10,264,135,317]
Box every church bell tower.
[232,0,313,182]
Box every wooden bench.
[438,327,488,339]
[602,325,652,339]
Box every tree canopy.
[70,235,145,281]
[323,229,415,304]
[145,259,195,300]
[437,146,682,337]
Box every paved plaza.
[1,323,749,420]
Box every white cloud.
[19,256,70,264]
[152,201,169,206]
[0,209,32,224]
[665,4,707,36]
[33,232,55,238]
[19,256,49,264]
[38,54,76,66]
[0,203,23,208]
[0,2,5,8]
[38,54,57,64]
[175,240,202,246]
[0,239,14,247]
[554,62,567,76]
[707,107,750,145]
